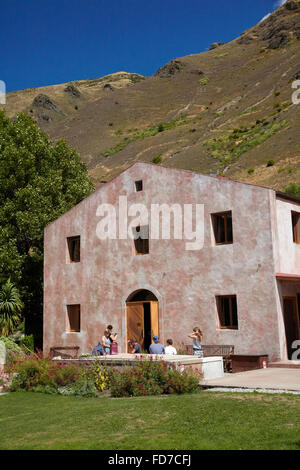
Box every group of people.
[129,326,203,357]
[92,325,203,357]
[128,337,177,355]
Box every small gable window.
[135,180,143,192]
[67,236,80,263]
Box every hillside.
[2,0,300,190]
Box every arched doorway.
[126,289,159,352]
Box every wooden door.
[150,301,159,339]
[283,297,300,359]
[126,302,144,352]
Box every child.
[188,327,203,357]
[102,329,111,355]
[165,339,177,355]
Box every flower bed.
[4,351,202,398]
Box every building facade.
[43,162,300,361]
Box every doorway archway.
[126,289,159,352]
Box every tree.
[0,279,23,336]
[0,110,94,346]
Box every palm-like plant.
[0,279,23,336]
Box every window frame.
[67,236,80,263]
[216,295,238,330]
[66,304,81,333]
[291,211,300,244]
[211,211,233,245]
[135,180,143,192]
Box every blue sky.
[1,0,286,92]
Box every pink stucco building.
[43,162,300,361]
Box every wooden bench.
[185,344,234,372]
[50,346,79,359]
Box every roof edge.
[276,191,300,204]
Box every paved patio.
[201,367,300,392]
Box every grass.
[214,53,228,59]
[101,115,193,157]
[203,119,287,167]
[199,77,210,86]
[0,391,300,450]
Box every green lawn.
[0,391,299,450]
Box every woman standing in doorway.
[102,329,111,356]
[188,327,203,357]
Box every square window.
[212,211,233,244]
[133,225,149,255]
[135,180,143,192]
[67,304,80,332]
[291,211,300,243]
[67,236,80,262]
[216,295,238,329]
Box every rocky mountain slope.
[2,0,300,190]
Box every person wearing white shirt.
[164,338,177,355]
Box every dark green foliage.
[0,111,94,345]
[267,160,275,167]
[152,155,162,164]
[19,334,34,352]
[284,182,300,198]
[0,279,23,336]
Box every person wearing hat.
[149,336,165,354]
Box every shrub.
[266,160,275,167]
[284,182,300,198]
[274,91,280,97]
[199,77,210,85]
[19,334,34,352]
[7,351,89,392]
[91,361,109,391]
[248,168,255,174]
[108,359,201,398]
[152,155,162,164]
[0,336,21,355]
